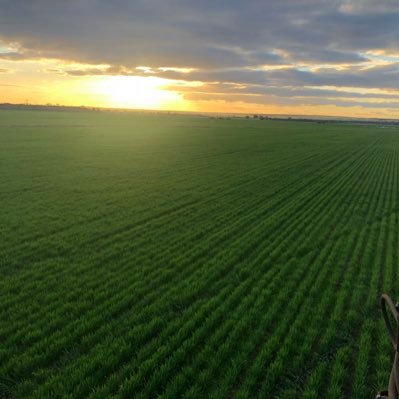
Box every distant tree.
[253,114,258,119]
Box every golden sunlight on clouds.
[1,54,399,118]
[2,2,399,118]
[0,58,192,111]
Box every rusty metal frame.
[376,294,399,399]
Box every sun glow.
[94,75,186,110]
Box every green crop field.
[1,109,399,399]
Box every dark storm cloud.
[264,64,399,90]
[1,0,398,67]
[169,80,399,109]
[167,82,399,101]
[1,0,399,108]
[157,64,399,92]
[281,49,368,64]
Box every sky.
[1,0,399,118]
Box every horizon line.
[1,102,399,123]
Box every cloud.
[339,1,399,15]
[170,80,399,108]
[0,0,399,112]
[156,63,399,93]
[1,0,398,67]
[281,49,367,64]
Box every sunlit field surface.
[1,110,399,399]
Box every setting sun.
[93,76,185,110]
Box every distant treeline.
[249,114,399,126]
[1,103,398,126]
[0,103,102,112]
